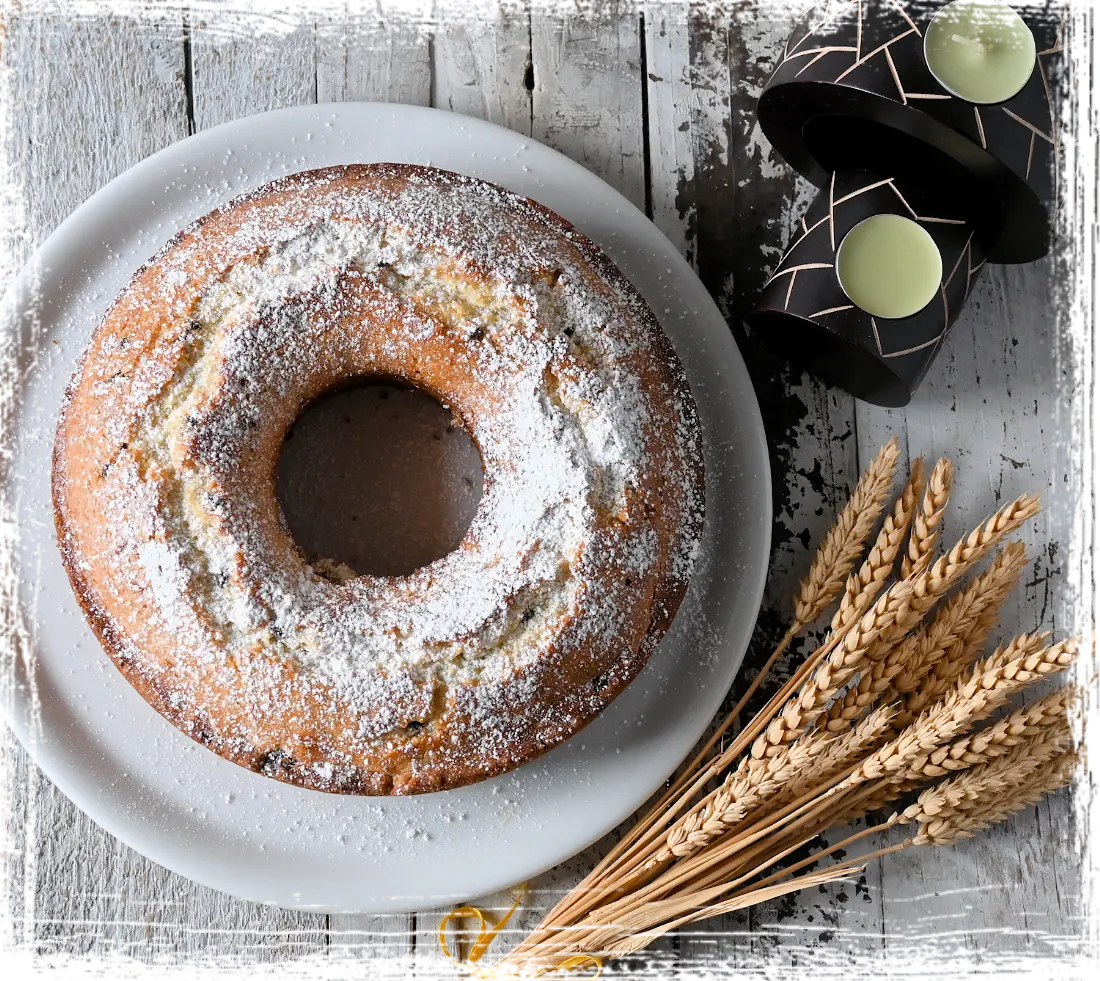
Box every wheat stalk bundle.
[440,444,1082,979]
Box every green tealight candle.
[924,0,1036,104]
[835,215,943,320]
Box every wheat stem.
[527,620,807,936]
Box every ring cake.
[53,164,705,795]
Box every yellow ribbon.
[437,901,602,976]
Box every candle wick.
[950,33,988,55]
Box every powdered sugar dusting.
[54,165,704,793]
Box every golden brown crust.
[53,163,704,795]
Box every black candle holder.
[745,170,986,407]
[758,0,1063,263]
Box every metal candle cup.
[745,170,986,407]
[757,0,1062,262]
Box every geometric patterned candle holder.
[745,169,986,407]
[758,0,1063,263]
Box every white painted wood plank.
[871,258,1083,964]
[431,3,531,131]
[641,2,879,969]
[190,5,316,131]
[325,911,411,965]
[415,0,655,955]
[642,2,695,263]
[0,1,321,972]
[530,0,646,212]
[316,0,431,106]
[412,917,464,979]
[0,10,189,262]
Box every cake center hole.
[276,382,484,578]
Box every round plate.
[0,103,770,913]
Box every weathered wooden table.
[1,1,1090,975]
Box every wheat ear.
[776,706,896,810]
[794,438,899,627]
[836,635,1075,799]
[870,492,1039,655]
[900,686,1075,782]
[901,457,953,579]
[751,579,916,766]
[909,751,1078,846]
[828,493,1041,733]
[883,542,1028,712]
[653,730,827,866]
[826,541,1029,733]
[653,709,893,875]
[846,689,1074,817]
[902,733,1074,826]
[755,494,1041,765]
[828,458,925,640]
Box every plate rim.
[0,101,772,912]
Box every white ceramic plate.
[1,103,770,913]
